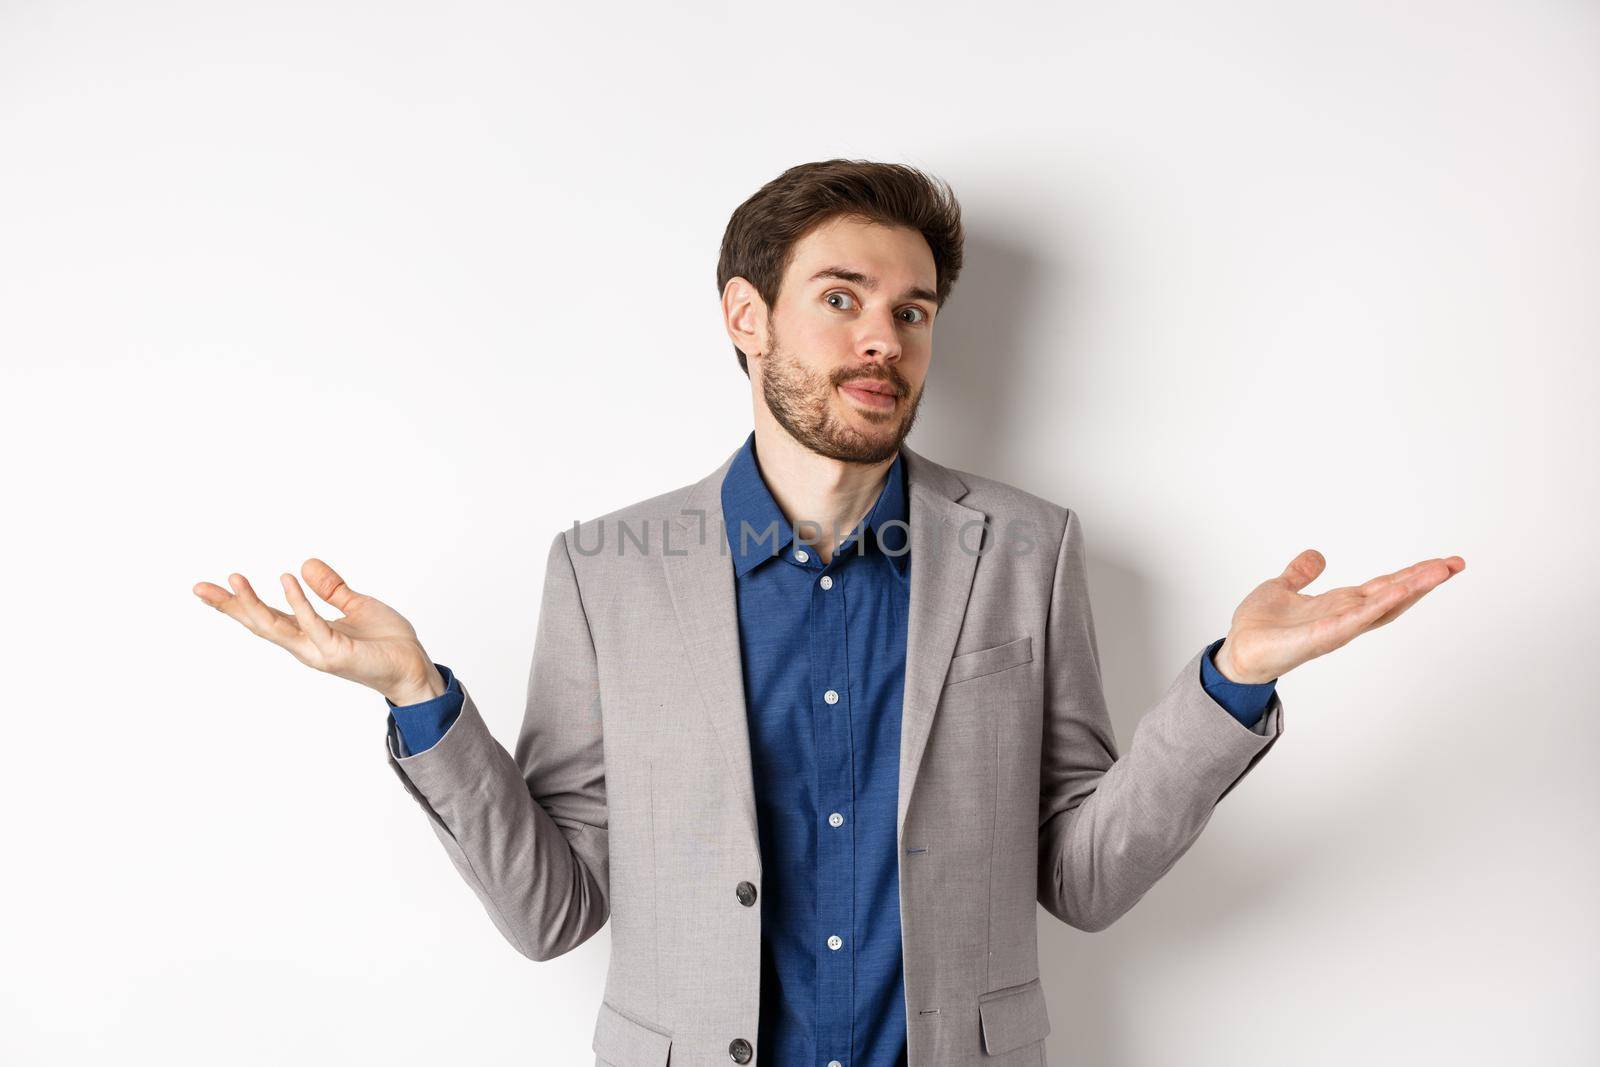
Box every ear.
[722,276,770,364]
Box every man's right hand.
[192,558,445,707]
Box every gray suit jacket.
[385,440,1284,1066]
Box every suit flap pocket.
[978,976,1051,1056]
[592,999,672,1066]
[945,635,1033,686]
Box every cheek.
[901,339,933,377]
[789,321,857,367]
[800,316,853,347]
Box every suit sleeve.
[386,662,464,757]
[384,529,610,961]
[1036,507,1284,932]
[1199,637,1277,729]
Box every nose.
[856,306,903,365]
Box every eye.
[899,306,930,325]
[824,290,858,311]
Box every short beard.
[757,320,922,465]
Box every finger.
[1371,576,1446,628]
[1278,549,1326,593]
[1358,557,1452,596]
[301,557,362,615]
[1369,595,1422,630]
[1369,559,1463,627]
[194,580,263,633]
[1336,561,1452,640]
[227,573,311,650]
[280,573,338,651]
[193,580,234,609]
[1390,558,1458,599]
[1314,580,1412,649]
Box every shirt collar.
[720,430,909,580]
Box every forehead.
[785,216,936,289]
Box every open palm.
[1215,550,1466,685]
[193,558,441,703]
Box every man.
[195,160,1464,1066]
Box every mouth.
[839,380,898,411]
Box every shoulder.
[905,446,1075,546]
[549,477,702,562]
[541,440,744,578]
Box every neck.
[750,416,895,566]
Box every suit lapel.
[660,439,985,858]
[660,443,761,852]
[896,444,984,841]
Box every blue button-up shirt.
[386,434,1277,1063]
[720,430,914,1067]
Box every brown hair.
[716,159,965,376]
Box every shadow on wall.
[908,216,1425,1065]
[914,227,1052,480]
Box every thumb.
[1278,549,1325,592]
[302,557,362,614]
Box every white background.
[2,1,1595,1064]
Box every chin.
[839,411,897,437]
[853,419,906,449]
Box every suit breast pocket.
[944,635,1033,687]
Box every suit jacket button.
[735,881,758,907]
[729,1036,753,1062]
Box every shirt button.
[794,549,809,562]
[827,934,843,951]
[828,812,844,827]
[728,1037,753,1063]
[819,574,833,590]
[824,689,839,705]
[829,1061,843,1067]
[735,881,757,907]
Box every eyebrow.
[808,266,938,305]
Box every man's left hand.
[1214,550,1466,685]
